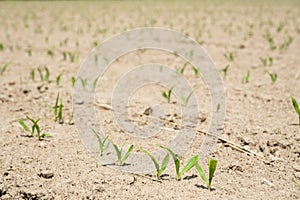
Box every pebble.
[38,170,54,179]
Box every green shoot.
[62,51,67,61]
[49,93,63,123]
[224,51,234,62]
[80,77,88,88]
[269,73,277,84]
[159,145,199,180]
[220,64,229,78]
[68,51,79,63]
[195,158,218,190]
[112,143,134,166]
[30,69,35,81]
[18,116,49,140]
[242,70,250,83]
[192,66,199,77]
[37,67,50,83]
[0,43,3,51]
[139,147,169,179]
[291,96,300,125]
[0,63,9,76]
[259,57,267,66]
[56,73,63,86]
[71,77,76,88]
[162,85,175,103]
[47,47,54,57]
[92,129,109,156]
[181,92,192,106]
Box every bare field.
[0,1,300,199]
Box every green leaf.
[178,155,199,179]
[162,91,168,99]
[112,143,122,164]
[292,97,300,115]
[208,159,218,189]
[159,145,180,178]
[18,119,30,133]
[0,63,9,76]
[140,148,160,172]
[121,144,134,165]
[195,163,209,186]
[159,154,169,177]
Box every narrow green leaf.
[162,91,168,99]
[208,159,218,189]
[292,97,300,115]
[159,145,180,177]
[121,144,134,165]
[195,163,209,186]
[0,63,9,76]
[112,143,122,164]
[178,155,199,179]
[140,148,160,172]
[18,119,30,133]
[160,154,170,172]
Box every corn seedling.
[269,73,277,84]
[224,51,234,62]
[71,77,76,88]
[112,143,134,166]
[47,47,54,57]
[92,129,109,156]
[38,67,50,83]
[195,158,218,190]
[242,70,250,83]
[162,85,175,103]
[0,43,3,51]
[159,145,199,180]
[30,69,35,81]
[80,77,88,88]
[49,93,63,123]
[139,147,169,179]
[56,73,63,86]
[192,66,199,77]
[220,64,229,78]
[181,92,193,106]
[279,36,293,50]
[260,56,273,66]
[291,96,300,125]
[68,51,79,63]
[62,51,67,61]
[0,63,9,76]
[18,116,49,140]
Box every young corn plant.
[112,143,134,166]
[18,116,49,140]
[162,86,175,103]
[139,147,169,179]
[0,63,9,76]
[71,77,76,88]
[38,67,50,83]
[269,73,277,84]
[49,93,63,123]
[224,51,234,62]
[181,92,193,106]
[195,158,218,190]
[56,73,63,86]
[242,70,250,83]
[159,145,199,180]
[92,129,109,156]
[291,96,300,125]
[29,69,35,81]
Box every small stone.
[293,165,300,172]
[38,170,54,179]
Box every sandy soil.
[0,0,300,199]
